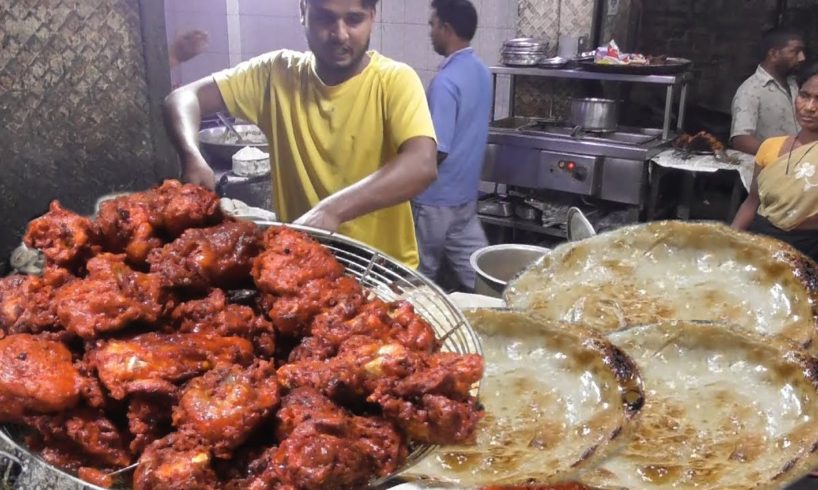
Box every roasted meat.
[23,200,100,269]
[55,253,167,339]
[96,180,223,265]
[152,179,224,238]
[134,432,219,490]
[173,360,279,458]
[252,227,345,296]
[148,220,260,291]
[272,412,406,489]
[0,334,83,422]
[169,289,275,358]
[0,267,74,337]
[89,332,255,400]
[292,299,438,361]
[128,393,176,454]
[279,340,484,444]
[24,408,132,469]
[264,276,365,338]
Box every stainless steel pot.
[470,244,550,297]
[569,98,619,132]
[199,124,269,171]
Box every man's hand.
[180,155,216,190]
[169,30,209,68]
[293,202,342,232]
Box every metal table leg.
[676,171,696,220]
[662,85,673,140]
[677,82,688,132]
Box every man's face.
[301,0,374,71]
[429,12,446,56]
[773,39,806,74]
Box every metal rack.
[490,65,692,140]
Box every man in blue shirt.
[412,0,491,291]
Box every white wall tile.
[179,51,231,85]
[404,24,433,69]
[370,22,383,52]
[380,23,408,63]
[168,0,227,14]
[405,0,431,25]
[240,0,300,16]
[381,0,405,23]
[240,15,306,59]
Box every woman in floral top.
[733,63,818,261]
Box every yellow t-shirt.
[213,50,436,268]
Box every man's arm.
[731,135,763,155]
[163,77,229,190]
[294,136,438,231]
[730,85,761,155]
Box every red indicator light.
[567,161,576,171]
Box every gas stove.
[483,117,674,206]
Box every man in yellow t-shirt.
[162,0,437,267]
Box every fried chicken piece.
[0,267,74,336]
[89,332,255,400]
[24,408,132,469]
[24,200,100,268]
[279,340,484,444]
[54,254,167,340]
[134,432,219,490]
[173,360,279,459]
[78,467,114,488]
[96,180,223,265]
[252,227,345,296]
[273,412,406,490]
[0,334,83,422]
[153,179,224,238]
[274,388,407,479]
[265,276,365,338]
[274,387,346,441]
[221,446,287,490]
[292,299,438,361]
[170,289,275,357]
[148,221,260,291]
[96,192,165,265]
[128,393,176,454]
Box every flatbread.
[505,221,818,350]
[581,321,818,489]
[403,309,644,487]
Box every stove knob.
[572,167,588,182]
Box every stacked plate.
[500,37,549,66]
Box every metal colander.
[0,221,483,490]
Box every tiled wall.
[164,0,517,114]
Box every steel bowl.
[198,124,269,171]
[470,244,550,297]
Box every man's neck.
[760,60,789,88]
[315,53,371,86]
[443,40,470,58]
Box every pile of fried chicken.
[0,180,484,490]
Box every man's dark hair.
[304,0,379,8]
[431,0,478,41]
[798,62,818,87]
[760,27,803,59]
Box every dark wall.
[636,0,818,113]
[0,0,175,273]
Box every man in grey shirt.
[731,28,805,155]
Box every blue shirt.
[413,48,492,207]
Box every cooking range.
[481,116,671,234]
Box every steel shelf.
[479,214,567,238]
[489,65,692,85]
